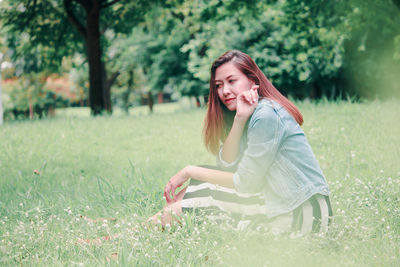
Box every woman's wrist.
[234,114,249,124]
[183,165,193,178]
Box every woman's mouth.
[225,98,235,104]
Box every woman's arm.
[186,165,234,188]
[164,166,234,203]
[220,116,247,163]
[233,105,282,193]
[220,86,259,163]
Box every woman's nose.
[222,85,231,96]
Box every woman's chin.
[226,105,236,111]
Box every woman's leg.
[149,165,236,228]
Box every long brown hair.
[203,50,303,154]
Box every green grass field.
[0,99,399,266]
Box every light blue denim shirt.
[217,98,330,218]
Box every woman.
[151,50,332,235]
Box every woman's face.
[215,62,254,111]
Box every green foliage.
[2,0,400,117]
[0,0,158,115]
[119,0,400,100]
[334,0,400,99]
[0,0,81,74]
[2,75,70,120]
[116,0,347,99]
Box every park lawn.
[0,99,399,266]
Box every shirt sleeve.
[233,107,283,193]
[216,144,242,169]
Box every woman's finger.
[244,91,252,104]
[248,91,255,104]
[163,189,169,203]
[251,90,258,103]
[164,183,172,203]
[170,184,176,201]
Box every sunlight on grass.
[55,97,197,118]
[0,100,399,266]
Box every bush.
[2,76,70,120]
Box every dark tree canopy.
[1,0,155,114]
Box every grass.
[0,99,399,266]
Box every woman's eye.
[229,79,236,83]
[216,84,221,89]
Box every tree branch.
[63,0,87,38]
[106,71,120,89]
[170,10,185,22]
[26,0,38,26]
[101,0,122,9]
[75,0,91,9]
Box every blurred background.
[0,0,399,122]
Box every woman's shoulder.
[248,98,282,129]
[251,98,281,120]
[257,98,283,111]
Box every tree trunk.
[64,0,109,115]
[203,95,209,104]
[147,91,153,113]
[86,2,106,115]
[122,69,133,114]
[102,62,118,114]
[157,92,164,104]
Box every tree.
[0,0,155,115]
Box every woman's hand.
[235,85,259,120]
[164,167,190,204]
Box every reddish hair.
[203,50,303,154]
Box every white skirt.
[181,179,333,235]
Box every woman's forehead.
[215,62,242,81]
